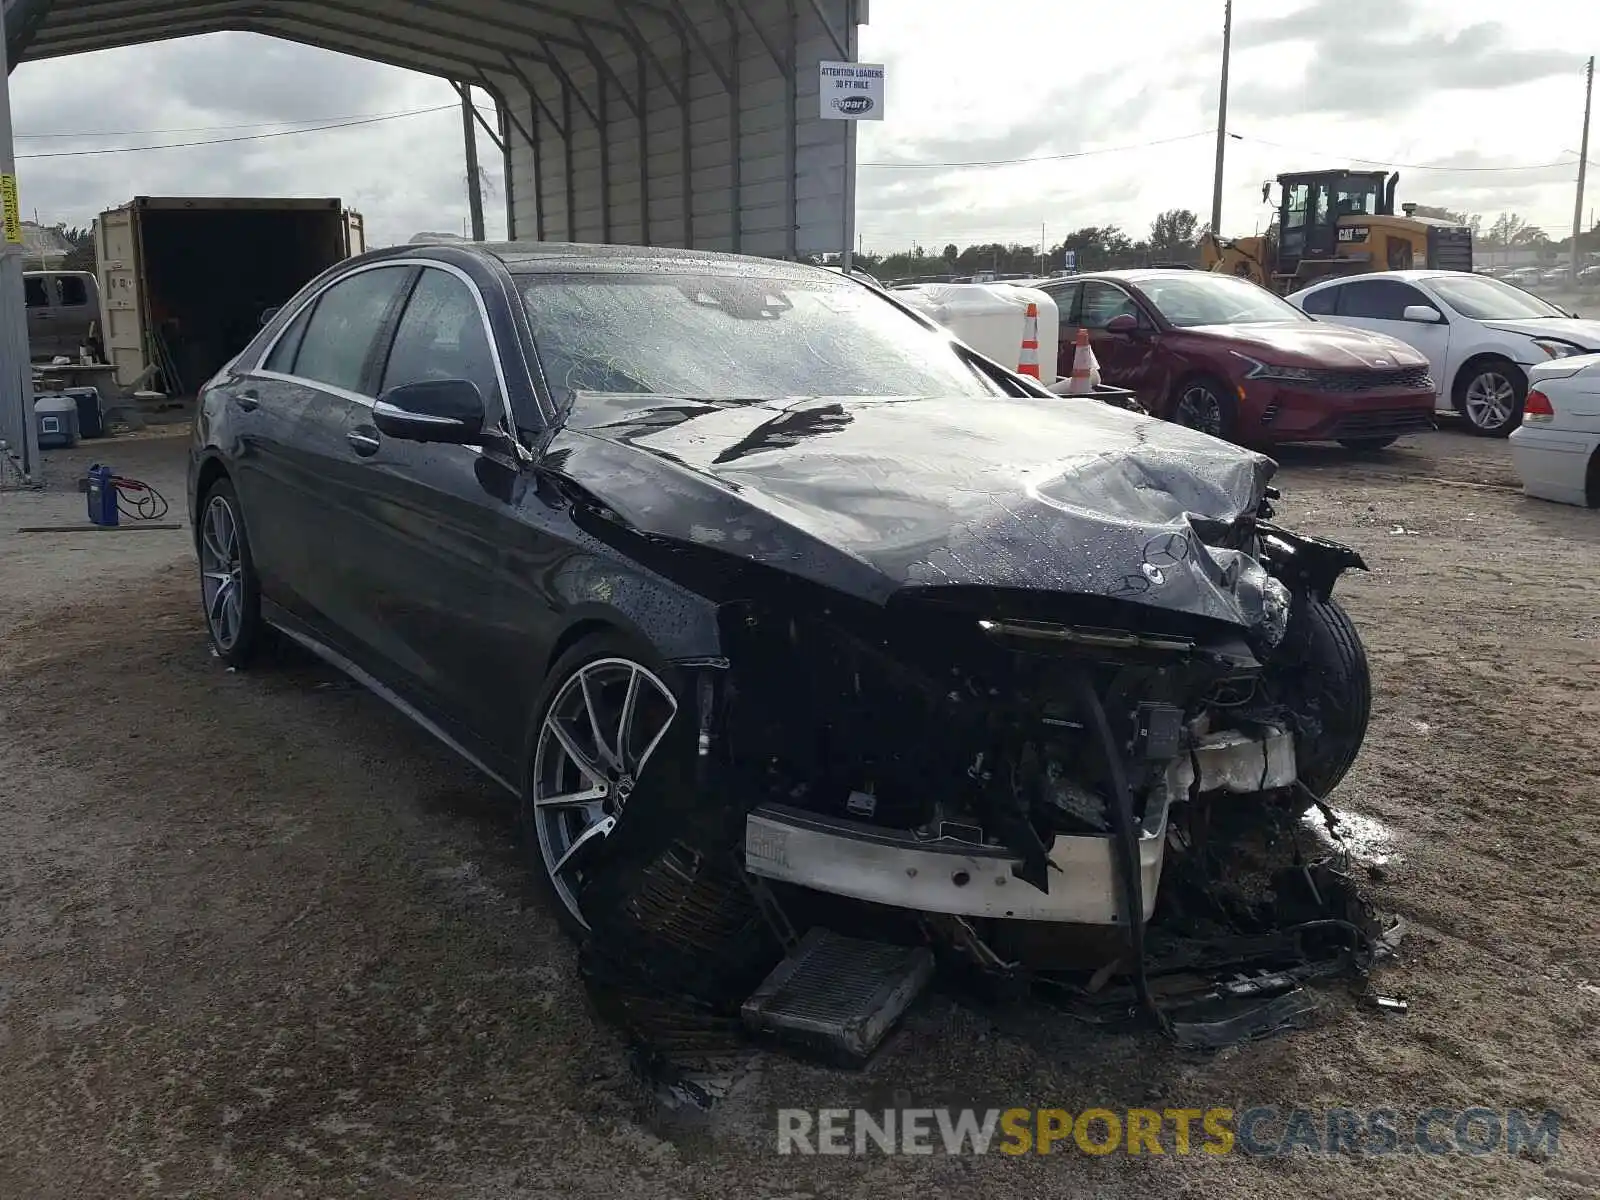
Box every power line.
[1231,131,1580,173]
[859,130,1214,169]
[15,103,457,160]
[14,106,456,140]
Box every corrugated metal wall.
[488,0,857,259]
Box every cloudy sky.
[9,0,1600,252]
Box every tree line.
[849,206,1600,281]
[850,208,1209,280]
[1416,208,1600,257]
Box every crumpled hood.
[1195,321,1427,368]
[550,393,1282,629]
[1480,316,1600,350]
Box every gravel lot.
[3,424,1599,1199]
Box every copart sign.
[820,61,886,120]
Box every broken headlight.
[1228,560,1292,650]
[1259,574,1292,648]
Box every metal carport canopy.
[5,0,867,259]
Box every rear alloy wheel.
[1173,377,1233,440]
[525,645,680,932]
[197,479,266,668]
[1455,360,1525,437]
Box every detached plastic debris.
[1363,993,1409,1016]
[1172,988,1321,1050]
[1375,916,1408,961]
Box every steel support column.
[4,0,56,70]
[785,0,797,258]
[500,98,516,238]
[728,0,798,259]
[678,24,692,245]
[0,14,38,483]
[636,47,649,242]
[561,78,575,240]
[597,60,611,241]
[841,0,857,270]
[460,86,485,239]
[728,5,740,251]
[505,54,564,242]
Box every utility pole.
[461,84,485,242]
[0,24,38,484]
[1210,0,1233,238]
[1572,56,1594,281]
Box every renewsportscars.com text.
[775,1106,1561,1157]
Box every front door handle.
[236,388,260,412]
[348,427,381,457]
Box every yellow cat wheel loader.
[1199,170,1474,295]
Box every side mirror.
[259,306,281,327]
[373,378,486,444]
[1105,312,1140,334]
[1401,304,1443,324]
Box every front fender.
[1257,522,1367,600]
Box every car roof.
[1061,268,1204,284]
[1294,269,1473,294]
[360,239,840,280]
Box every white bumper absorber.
[743,725,1296,927]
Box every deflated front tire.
[1269,594,1373,807]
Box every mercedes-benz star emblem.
[1142,531,1191,568]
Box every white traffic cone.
[1017,303,1041,379]
[1066,327,1099,394]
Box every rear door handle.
[236,388,260,412]
[348,427,381,457]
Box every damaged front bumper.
[744,725,1297,926]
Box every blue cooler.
[35,394,80,449]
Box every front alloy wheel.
[1458,364,1524,437]
[1174,380,1228,439]
[529,655,679,929]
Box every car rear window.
[516,271,999,403]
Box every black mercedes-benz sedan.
[189,241,1372,998]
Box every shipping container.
[95,197,366,391]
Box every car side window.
[1337,280,1428,321]
[1079,282,1139,329]
[380,268,500,417]
[290,266,412,394]
[263,305,313,374]
[1043,283,1082,323]
[1300,285,1340,316]
[24,277,47,307]
[58,276,89,306]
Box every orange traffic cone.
[1017,303,1041,379]
[1066,328,1098,395]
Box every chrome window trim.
[372,399,471,426]
[245,257,518,436]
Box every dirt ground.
[3,424,1599,1199]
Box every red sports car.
[1033,269,1436,449]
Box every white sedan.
[1285,270,1600,437]
[1509,354,1600,507]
